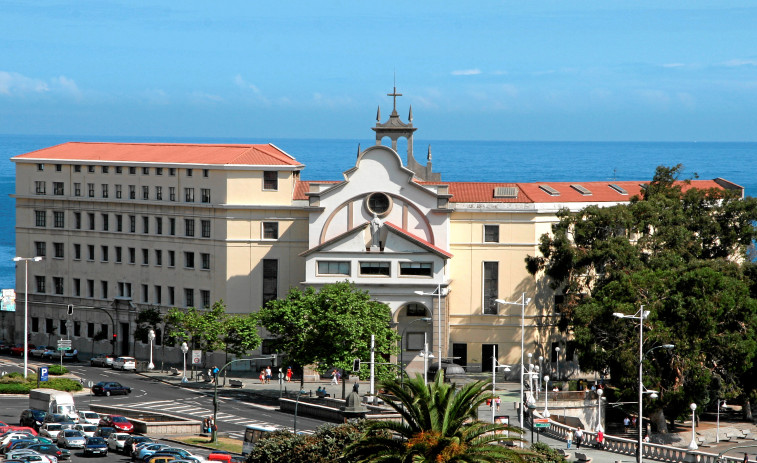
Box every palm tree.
[346,372,525,463]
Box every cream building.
[12,91,742,372]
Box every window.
[46,318,54,334]
[37,163,44,171]
[73,278,81,297]
[185,219,195,237]
[53,182,64,195]
[184,188,195,202]
[184,288,194,307]
[32,317,40,332]
[186,168,193,177]
[263,222,279,240]
[87,279,94,298]
[88,165,95,173]
[35,181,46,195]
[201,290,210,308]
[102,184,109,198]
[168,286,175,305]
[129,215,136,233]
[263,171,278,190]
[142,249,149,265]
[405,303,429,317]
[399,262,433,277]
[156,168,163,176]
[116,166,122,174]
[366,192,391,215]
[168,250,175,267]
[60,319,68,336]
[74,183,81,196]
[142,216,149,234]
[142,185,149,200]
[74,165,81,173]
[74,321,81,337]
[201,188,211,203]
[169,168,176,176]
[35,241,46,257]
[169,218,176,235]
[102,166,109,173]
[263,259,278,304]
[115,246,122,263]
[201,253,210,270]
[156,186,162,200]
[483,262,499,315]
[169,187,176,201]
[88,213,95,230]
[88,183,95,197]
[155,249,162,266]
[87,245,95,261]
[129,166,136,174]
[128,247,136,264]
[102,213,109,231]
[142,167,149,175]
[359,261,390,276]
[116,184,122,198]
[142,284,149,303]
[36,276,46,293]
[129,185,136,199]
[184,251,194,268]
[101,280,108,299]
[74,212,81,229]
[73,244,81,260]
[484,225,500,243]
[156,217,163,235]
[118,282,132,298]
[203,169,209,178]
[53,277,64,295]
[116,214,123,232]
[101,246,109,262]
[87,322,94,338]
[155,286,162,304]
[201,220,211,238]
[53,242,64,258]
[55,164,62,172]
[35,210,46,227]
[53,211,64,228]
[317,261,350,275]
[100,323,108,336]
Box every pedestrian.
[596,429,604,449]
[624,416,631,432]
[331,368,339,385]
[574,427,583,449]
[567,430,573,449]
[265,365,272,384]
[286,366,293,383]
[259,369,265,384]
[744,453,749,463]
[495,396,501,411]
[631,415,637,429]
[202,417,208,433]
[212,365,219,384]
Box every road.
[0,354,330,462]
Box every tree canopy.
[258,282,399,383]
[526,165,757,423]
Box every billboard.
[1,289,16,312]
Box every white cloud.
[234,74,261,93]
[189,91,223,103]
[0,71,50,95]
[723,59,757,67]
[52,75,81,98]
[451,69,481,76]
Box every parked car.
[73,424,96,438]
[55,430,85,449]
[0,432,36,448]
[111,356,136,371]
[98,415,132,433]
[29,346,49,357]
[91,382,131,396]
[40,348,57,360]
[19,410,47,430]
[93,426,115,439]
[5,449,57,462]
[24,443,69,460]
[0,339,11,353]
[38,424,65,440]
[148,448,202,463]
[83,437,107,457]
[89,355,115,367]
[124,435,153,457]
[9,427,38,437]
[136,443,171,462]
[106,432,129,452]
[10,344,33,357]
[77,411,99,426]
[41,415,66,425]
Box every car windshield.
[33,444,56,451]
[80,425,96,431]
[31,411,46,419]
[46,425,61,431]
[112,417,128,423]
[87,437,106,444]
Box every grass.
[173,435,243,454]
[0,372,83,394]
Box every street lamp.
[495,293,531,434]
[12,256,43,379]
[688,403,698,451]
[538,356,544,394]
[180,342,189,382]
[555,346,561,380]
[596,388,604,431]
[414,284,445,373]
[147,329,155,370]
[543,375,550,417]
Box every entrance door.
[120,322,130,356]
[481,344,497,372]
[452,343,467,368]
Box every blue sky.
[2,1,757,141]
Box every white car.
[38,422,67,439]
[78,410,100,425]
[6,449,58,463]
[29,345,50,357]
[111,356,136,370]
[75,423,98,437]
[107,432,129,452]
[0,431,35,447]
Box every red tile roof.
[11,142,303,167]
[384,222,453,258]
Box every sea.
[1,134,756,292]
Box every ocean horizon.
[2,134,756,292]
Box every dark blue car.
[84,437,108,457]
[91,381,131,396]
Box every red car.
[98,415,133,433]
[9,344,34,356]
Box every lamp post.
[12,256,43,379]
[180,342,189,382]
[555,346,561,380]
[414,284,445,373]
[688,403,698,451]
[543,375,550,417]
[596,388,604,431]
[538,356,544,394]
[495,293,531,434]
[147,329,155,370]
[527,353,533,395]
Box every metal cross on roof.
[387,86,402,111]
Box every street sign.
[191,350,202,365]
[57,339,72,351]
[534,418,550,428]
[39,367,48,382]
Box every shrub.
[48,365,68,375]
[0,382,32,394]
[0,376,82,394]
[526,442,568,463]
[46,378,83,392]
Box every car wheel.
[106,391,111,396]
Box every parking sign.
[191,350,202,365]
[40,367,49,382]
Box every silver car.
[107,432,130,452]
[56,429,87,449]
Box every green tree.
[133,306,162,354]
[345,372,524,463]
[165,301,229,365]
[224,313,263,357]
[526,165,757,429]
[258,282,399,385]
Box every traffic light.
[111,333,117,344]
[67,304,74,315]
[352,358,360,372]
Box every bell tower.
[372,86,440,181]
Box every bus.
[242,424,278,455]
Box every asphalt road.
[0,354,330,462]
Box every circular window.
[366,192,392,216]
